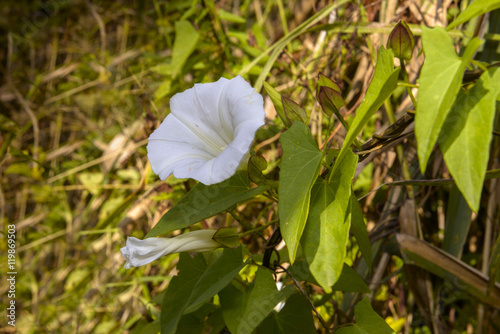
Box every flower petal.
[121,230,220,269]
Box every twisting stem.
[277,264,330,332]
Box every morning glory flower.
[121,230,220,269]
[147,76,265,185]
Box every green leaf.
[447,0,500,30]
[147,171,268,237]
[177,304,214,334]
[279,121,323,263]
[442,185,472,257]
[171,21,199,77]
[439,68,500,211]
[185,247,246,313]
[263,82,290,127]
[415,28,482,172]
[331,47,399,175]
[301,149,358,292]
[336,297,395,334]
[220,268,296,334]
[256,294,317,334]
[218,8,246,23]
[161,253,207,334]
[332,263,370,293]
[351,195,372,269]
[161,249,246,333]
[154,80,172,100]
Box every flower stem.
[399,58,417,108]
[238,220,277,238]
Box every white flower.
[121,230,220,269]
[147,76,265,185]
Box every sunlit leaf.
[279,121,323,263]
[447,0,500,30]
[301,149,358,292]
[415,28,482,172]
[439,68,500,211]
[171,21,199,77]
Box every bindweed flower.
[147,76,265,185]
[121,230,221,269]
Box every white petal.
[147,76,265,185]
[170,77,233,154]
[121,237,171,269]
[121,230,220,269]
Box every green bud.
[317,72,342,94]
[281,96,307,124]
[387,20,415,61]
[248,155,267,185]
[318,85,345,117]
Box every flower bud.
[282,96,307,125]
[248,155,267,185]
[121,230,221,269]
[387,20,415,61]
[317,73,342,94]
[318,86,345,117]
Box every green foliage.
[256,294,317,334]
[220,268,296,334]
[440,68,500,211]
[301,150,358,292]
[336,297,395,334]
[147,171,268,237]
[279,121,323,263]
[415,27,481,173]
[350,196,372,269]
[447,0,500,30]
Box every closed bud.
[248,155,268,185]
[318,86,345,117]
[387,20,415,61]
[281,96,307,124]
[317,73,342,94]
